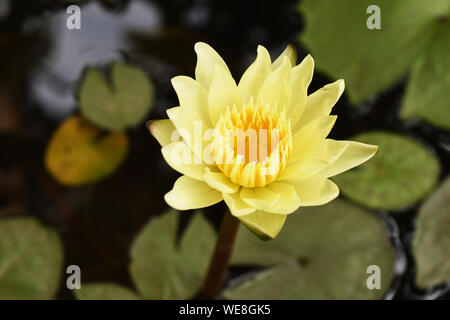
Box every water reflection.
[0,0,10,20]
[30,0,161,119]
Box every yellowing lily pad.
[0,217,63,299]
[413,176,450,288]
[333,131,440,210]
[129,211,215,299]
[45,115,129,186]
[298,0,450,129]
[224,199,395,299]
[75,283,141,300]
[79,62,154,131]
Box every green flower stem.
[199,209,240,299]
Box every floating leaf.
[79,62,154,131]
[413,176,450,288]
[224,199,395,299]
[333,131,440,210]
[45,115,129,186]
[75,283,141,300]
[401,26,450,129]
[299,0,450,128]
[129,211,215,299]
[0,217,63,299]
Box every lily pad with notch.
[129,210,215,299]
[79,62,154,131]
[224,199,396,299]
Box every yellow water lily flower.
[149,42,378,239]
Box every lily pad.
[129,211,215,299]
[224,199,395,299]
[413,176,450,288]
[333,131,440,210]
[45,115,129,186]
[298,0,450,129]
[0,217,63,299]
[79,62,154,131]
[401,26,450,129]
[75,283,141,300]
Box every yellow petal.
[257,56,291,109]
[204,168,240,193]
[147,119,176,147]
[208,65,240,125]
[161,141,209,181]
[265,182,301,214]
[194,42,230,89]
[166,106,209,160]
[288,54,314,128]
[272,44,297,70]
[164,175,223,210]
[171,76,211,127]
[320,139,350,164]
[280,137,348,181]
[238,45,272,104]
[295,79,345,131]
[240,186,280,211]
[238,210,287,240]
[278,156,329,181]
[318,140,379,178]
[223,192,256,216]
[289,176,339,206]
[290,115,337,162]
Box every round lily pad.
[0,217,63,299]
[45,115,129,186]
[413,176,450,288]
[79,62,154,131]
[333,131,440,210]
[225,199,396,299]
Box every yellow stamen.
[212,97,292,187]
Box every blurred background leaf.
[0,217,63,299]
[129,210,215,299]
[224,199,395,299]
[75,282,141,300]
[413,176,450,288]
[79,63,154,131]
[333,131,440,210]
[299,0,450,129]
[401,26,450,129]
[45,115,129,186]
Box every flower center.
[212,98,292,188]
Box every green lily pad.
[333,131,440,210]
[0,217,63,299]
[401,26,450,129]
[224,199,395,299]
[75,283,141,300]
[129,211,215,299]
[298,0,450,129]
[79,62,154,131]
[45,115,129,186]
[413,176,450,288]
